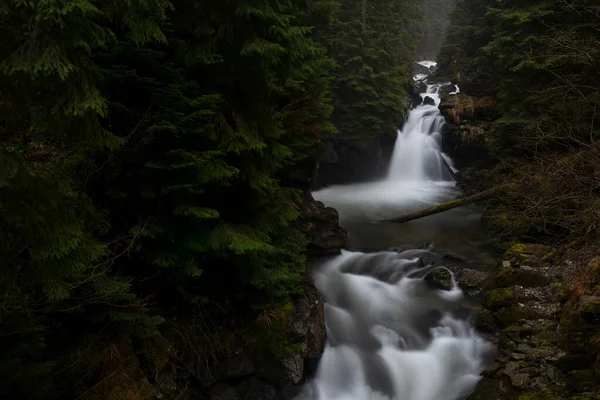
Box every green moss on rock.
[492,305,539,328]
[517,391,559,400]
[486,288,530,310]
[504,244,554,266]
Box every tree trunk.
[384,187,498,224]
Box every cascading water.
[305,61,495,399]
[295,251,494,400]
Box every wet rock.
[482,363,501,378]
[418,251,439,267]
[423,96,436,106]
[439,84,458,97]
[283,275,326,384]
[415,80,428,94]
[425,268,453,290]
[300,197,347,256]
[409,92,423,108]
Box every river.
[297,62,496,400]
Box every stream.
[298,62,496,400]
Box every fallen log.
[385,187,498,224]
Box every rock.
[418,251,439,267]
[423,96,436,106]
[495,266,550,288]
[300,196,347,256]
[415,80,428,94]
[510,373,532,389]
[409,92,423,108]
[556,354,592,372]
[485,287,531,310]
[482,363,501,378]
[475,310,497,333]
[413,62,433,75]
[579,295,600,324]
[283,275,326,384]
[457,269,492,295]
[425,268,453,290]
[504,244,554,266]
[439,84,458,97]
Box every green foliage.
[326,0,420,143]
[441,0,600,244]
[0,0,418,398]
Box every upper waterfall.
[387,77,456,182]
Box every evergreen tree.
[326,0,420,144]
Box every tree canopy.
[0,0,420,398]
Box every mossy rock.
[495,267,550,288]
[517,391,560,400]
[504,244,555,266]
[571,393,600,400]
[492,305,539,328]
[567,369,598,392]
[486,287,531,310]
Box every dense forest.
[439,0,600,245]
[0,1,427,399]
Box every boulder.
[423,96,436,106]
[299,196,347,256]
[439,84,458,97]
[285,276,327,374]
[409,92,423,108]
[504,244,555,266]
[414,80,428,94]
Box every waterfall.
[308,61,492,400]
[296,251,494,400]
[387,82,455,182]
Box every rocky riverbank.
[434,87,600,399]
[467,243,600,400]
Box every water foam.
[297,251,494,400]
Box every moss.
[495,267,549,287]
[504,243,554,265]
[493,305,539,328]
[517,391,559,400]
[567,369,597,392]
[571,393,600,400]
[533,326,561,345]
[486,288,530,310]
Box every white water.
[296,251,494,400]
[304,62,493,400]
[416,60,438,69]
